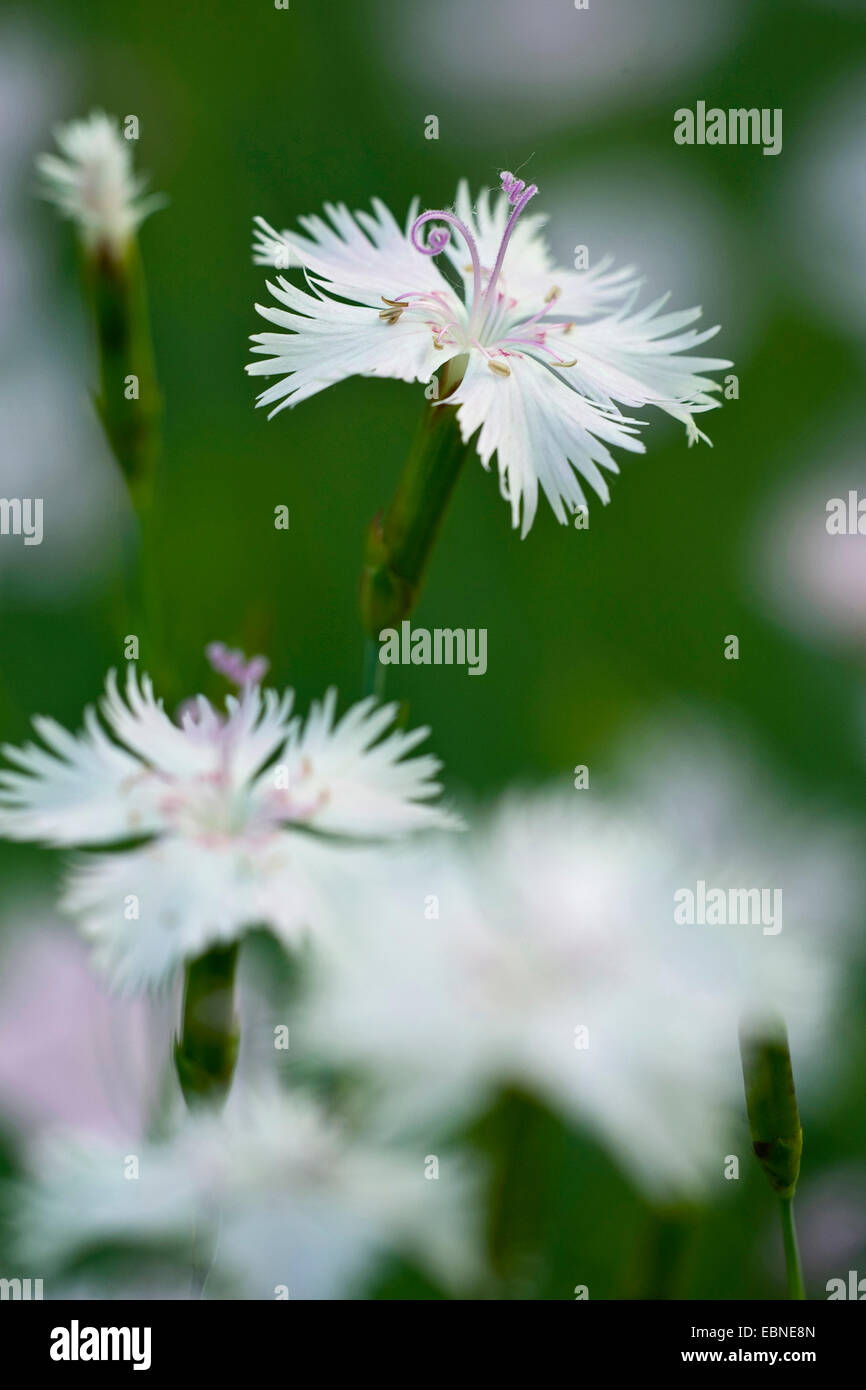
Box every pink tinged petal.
[221,685,297,787]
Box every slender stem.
[83,236,162,505]
[82,233,176,698]
[359,358,470,639]
[174,943,240,1110]
[486,1089,525,1282]
[779,1194,806,1300]
[635,1205,692,1300]
[362,636,386,701]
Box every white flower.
[13,1087,481,1300]
[750,448,866,651]
[248,172,730,535]
[36,110,165,254]
[378,0,745,142]
[0,651,458,989]
[304,725,859,1198]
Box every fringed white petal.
[447,180,641,318]
[543,294,732,438]
[447,351,645,536]
[0,704,163,847]
[247,275,462,416]
[251,198,454,305]
[265,691,462,837]
[62,832,338,991]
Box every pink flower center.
[397,172,577,374]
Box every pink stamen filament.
[410,209,482,317]
[501,334,576,366]
[390,288,453,310]
[384,287,465,348]
[206,641,269,690]
[403,174,551,355]
[432,326,457,348]
[511,295,561,338]
[478,173,538,321]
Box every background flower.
[0,664,458,988]
[304,723,861,1199]
[748,423,866,653]
[0,899,162,1141]
[37,109,165,255]
[13,1086,481,1300]
[1,0,864,1301]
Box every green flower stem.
[360,358,471,643]
[83,236,162,511]
[81,232,177,698]
[739,1016,806,1298]
[175,944,240,1110]
[635,1205,694,1300]
[362,634,387,700]
[779,1194,806,1301]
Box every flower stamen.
[206,642,269,690]
[478,171,539,319]
[410,208,483,315]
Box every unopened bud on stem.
[739,1014,802,1199]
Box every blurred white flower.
[0,650,458,990]
[0,355,128,600]
[14,1087,480,1300]
[779,75,866,340]
[304,726,859,1198]
[543,159,763,359]
[36,110,165,256]
[249,172,729,535]
[0,36,125,601]
[374,0,745,142]
[748,435,866,651]
[794,1165,866,1284]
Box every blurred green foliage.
[1,0,865,1299]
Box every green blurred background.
[1,0,865,1298]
